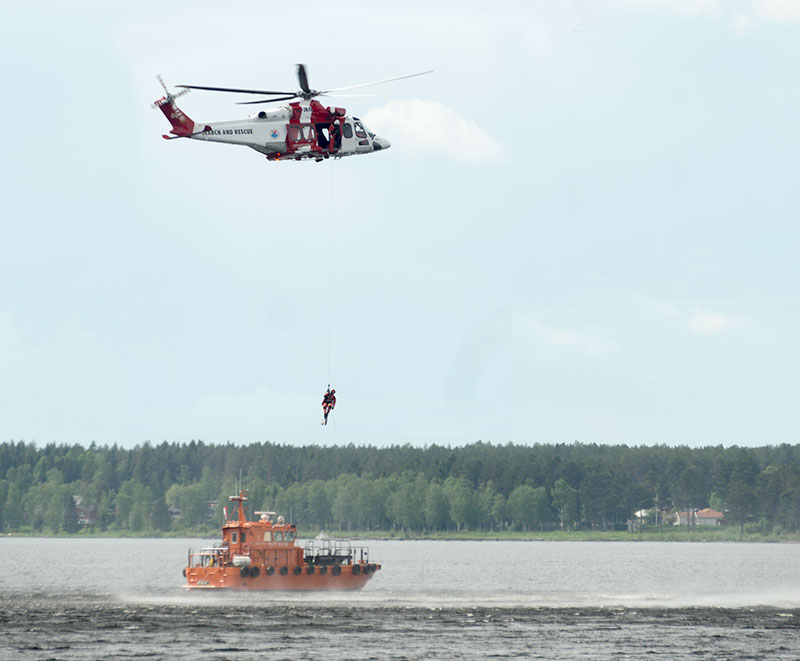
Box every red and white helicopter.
[153,64,431,162]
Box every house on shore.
[673,508,725,527]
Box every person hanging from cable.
[321,386,336,426]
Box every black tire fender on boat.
[363,564,371,574]
[306,566,315,575]
[332,565,341,576]
[293,566,302,575]
[280,566,289,576]
[352,564,361,575]
[240,566,249,578]
[182,568,186,577]
[249,566,260,578]
[266,566,275,576]
[319,565,328,575]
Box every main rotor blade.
[322,70,433,94]
[297,64,311,94]
[237,96,298,105]
[177,84,295,96]
[320,93,385,98]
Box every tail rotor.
[153,75,197,138]
[153,75,190,108]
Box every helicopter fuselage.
[158,97,389,162]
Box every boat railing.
[303,538,370,566]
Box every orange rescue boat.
[183,491,380,590]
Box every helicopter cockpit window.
[343,123,353,139]
[354,121,367,139]
[360,121,375,138]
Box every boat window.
[263,531,272,542]
[241,532,246,543]
[273,531,284,542]
[354,121,367,139]
[343,123,353,139]
[286,530,296,542]
[232,531,238,543]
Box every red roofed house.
[673,508,725,527]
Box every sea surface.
[1,537,799,659]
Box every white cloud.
[638,297,747,335]
[641,296,681,317]
[638,297,748,336]
[731,11,757,34]
[729,0,800,34]
[753,0,800,21]
[688,309,747,335]
[619,0,721,17]
[363,100,508,165]
[515,314,616,361]
[576,0,800,32]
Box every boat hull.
[184,564,379,591]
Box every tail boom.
[155,97,195,137]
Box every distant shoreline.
[4,529,799,543]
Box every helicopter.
[153,64,431,162]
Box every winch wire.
[327,160,334,384]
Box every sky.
[1,0,799,448]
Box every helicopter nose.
[373,136,391,151]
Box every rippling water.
[1,538,799,659]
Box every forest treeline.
[1,440,799,535]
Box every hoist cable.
[327,161,338,438]
[327,160,334,385]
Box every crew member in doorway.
[332,122,342,150]
[321,386,336,425]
